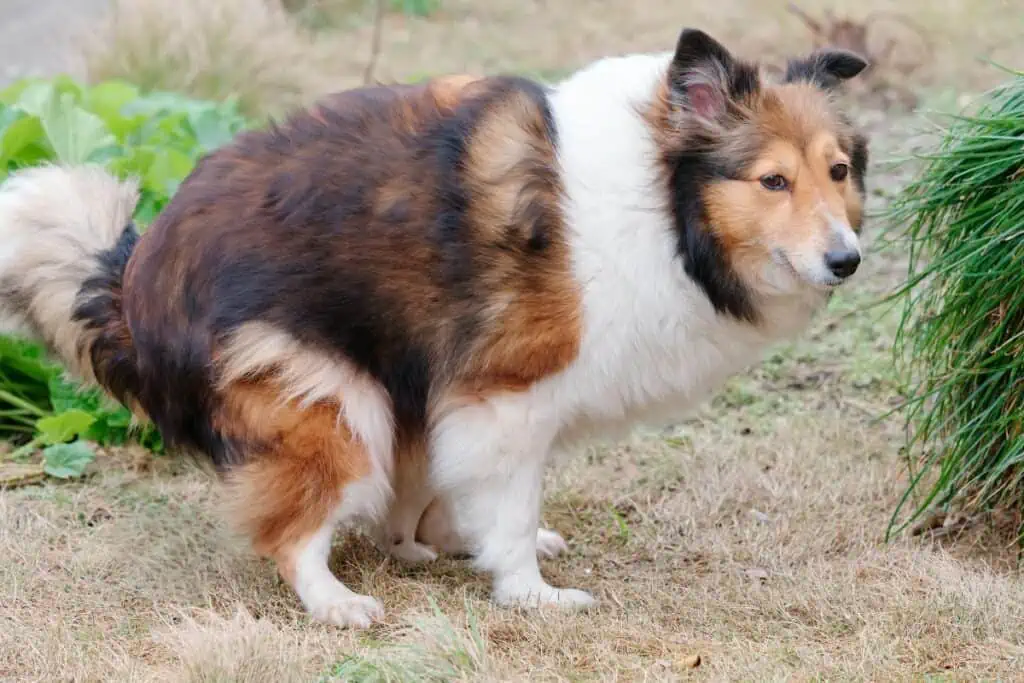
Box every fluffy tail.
[0,165,142,402]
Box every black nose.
[824,249,861,279]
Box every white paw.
[390,539,439,564]
[308,592,385,629]
[494,580,596,611]
[535,528,569,559]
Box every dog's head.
[650,29,870,320]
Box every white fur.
[290,461,394,628]
[548,53,827,443]
[0,164,139,381]
[425,53,833,609]
[429,394,595,609]
[291,508,384,628]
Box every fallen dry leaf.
[676,654,702,669]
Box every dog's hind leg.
[373,450,440,564]
[219,380,391,628]
[416,497,569,559]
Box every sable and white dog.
[0,29,869,628]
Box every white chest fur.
[537,53,825,451]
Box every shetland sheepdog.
[0,29,869,628]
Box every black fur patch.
[784,50,869,90]
[728,63,761,101]
[73,223,142,405]
[74,222,234,466]
[665,143,759,323]
[662,28,761,322]
[849,132,869,197]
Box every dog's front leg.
[428,396,595,610]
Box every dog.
[0,28,869,628]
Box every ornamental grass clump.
[885,71,1024,539]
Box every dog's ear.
[666,28,741,121]
[784,49,869,90]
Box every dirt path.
[0,0,107,85]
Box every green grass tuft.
[318,598,489,682]
[882,70,1024,540]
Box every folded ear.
[784,49,869,90]
[666,28,740,121]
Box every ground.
[2,1,1024,681]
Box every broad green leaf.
[0,105,19,132]
[16,83,116,165]
[46,75,85,103]
[0,114,46,166]
[40,92,117,164]
[46,374,142,446]
[108,144,155,177]
[13,81,57,117]
[0,75,254,454]
[0,337,60,383]
[0,79,32,105]
[83,80,141,139]
[133,194,164,225]
[188,107,240,152]
[122,91,211,120]
[104,409,133,429]
[144,147,193,197]
[8,77,83,111]
[42,441,96,479]
[36,409,97,445]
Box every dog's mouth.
[772,249,844,290]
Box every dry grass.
[3,214,1023,680]
[4,1,1024,681]
[4,361,1024,680]
[76,0,1024,121]
[79,0,356,119]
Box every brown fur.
[101,74,582,590]
[457,86,581,393]
[217,379,370,566]
[112,71,579,455]
[701,85,866,284]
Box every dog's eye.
[760,174,788,192]
[830,163,849,182]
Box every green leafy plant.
[1,76,251,468]
[1,76,248,220]
[882,70,1024,540]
